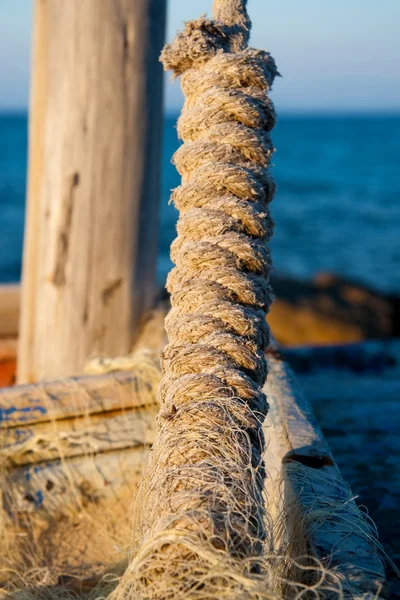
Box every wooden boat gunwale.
[0,310,387,596]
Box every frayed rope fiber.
[111,1,279,597]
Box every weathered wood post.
[18,0,166,383]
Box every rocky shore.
[0,273,399,382]
[269,272,399,346]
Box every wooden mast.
[18,0,166,383]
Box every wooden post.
[18,0,166,383]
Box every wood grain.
[264,350,387,597]
[1,405,158,466]
[2,333,386,593]
[0,369,158,428]
[18,0,166,382]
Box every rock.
[0,276,399,354]
[269,273,398,346]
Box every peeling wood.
[6,446,149,516]
[0,331,387,592]
[0,370,158,429]
[1,405,158,466]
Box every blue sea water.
[1,113,399,293]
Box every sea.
[1,113,399,293]
[2,113,400,592]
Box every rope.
[161,0,277,437]
[111,1,279,596]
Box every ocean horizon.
[1,111,399,293]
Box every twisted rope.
[161,0,277,437]
[111,2,279,597]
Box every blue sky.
[1,0,399,113]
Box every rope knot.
[161,1,253,76]
[161,17,230,76]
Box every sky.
[0,0,399,114]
